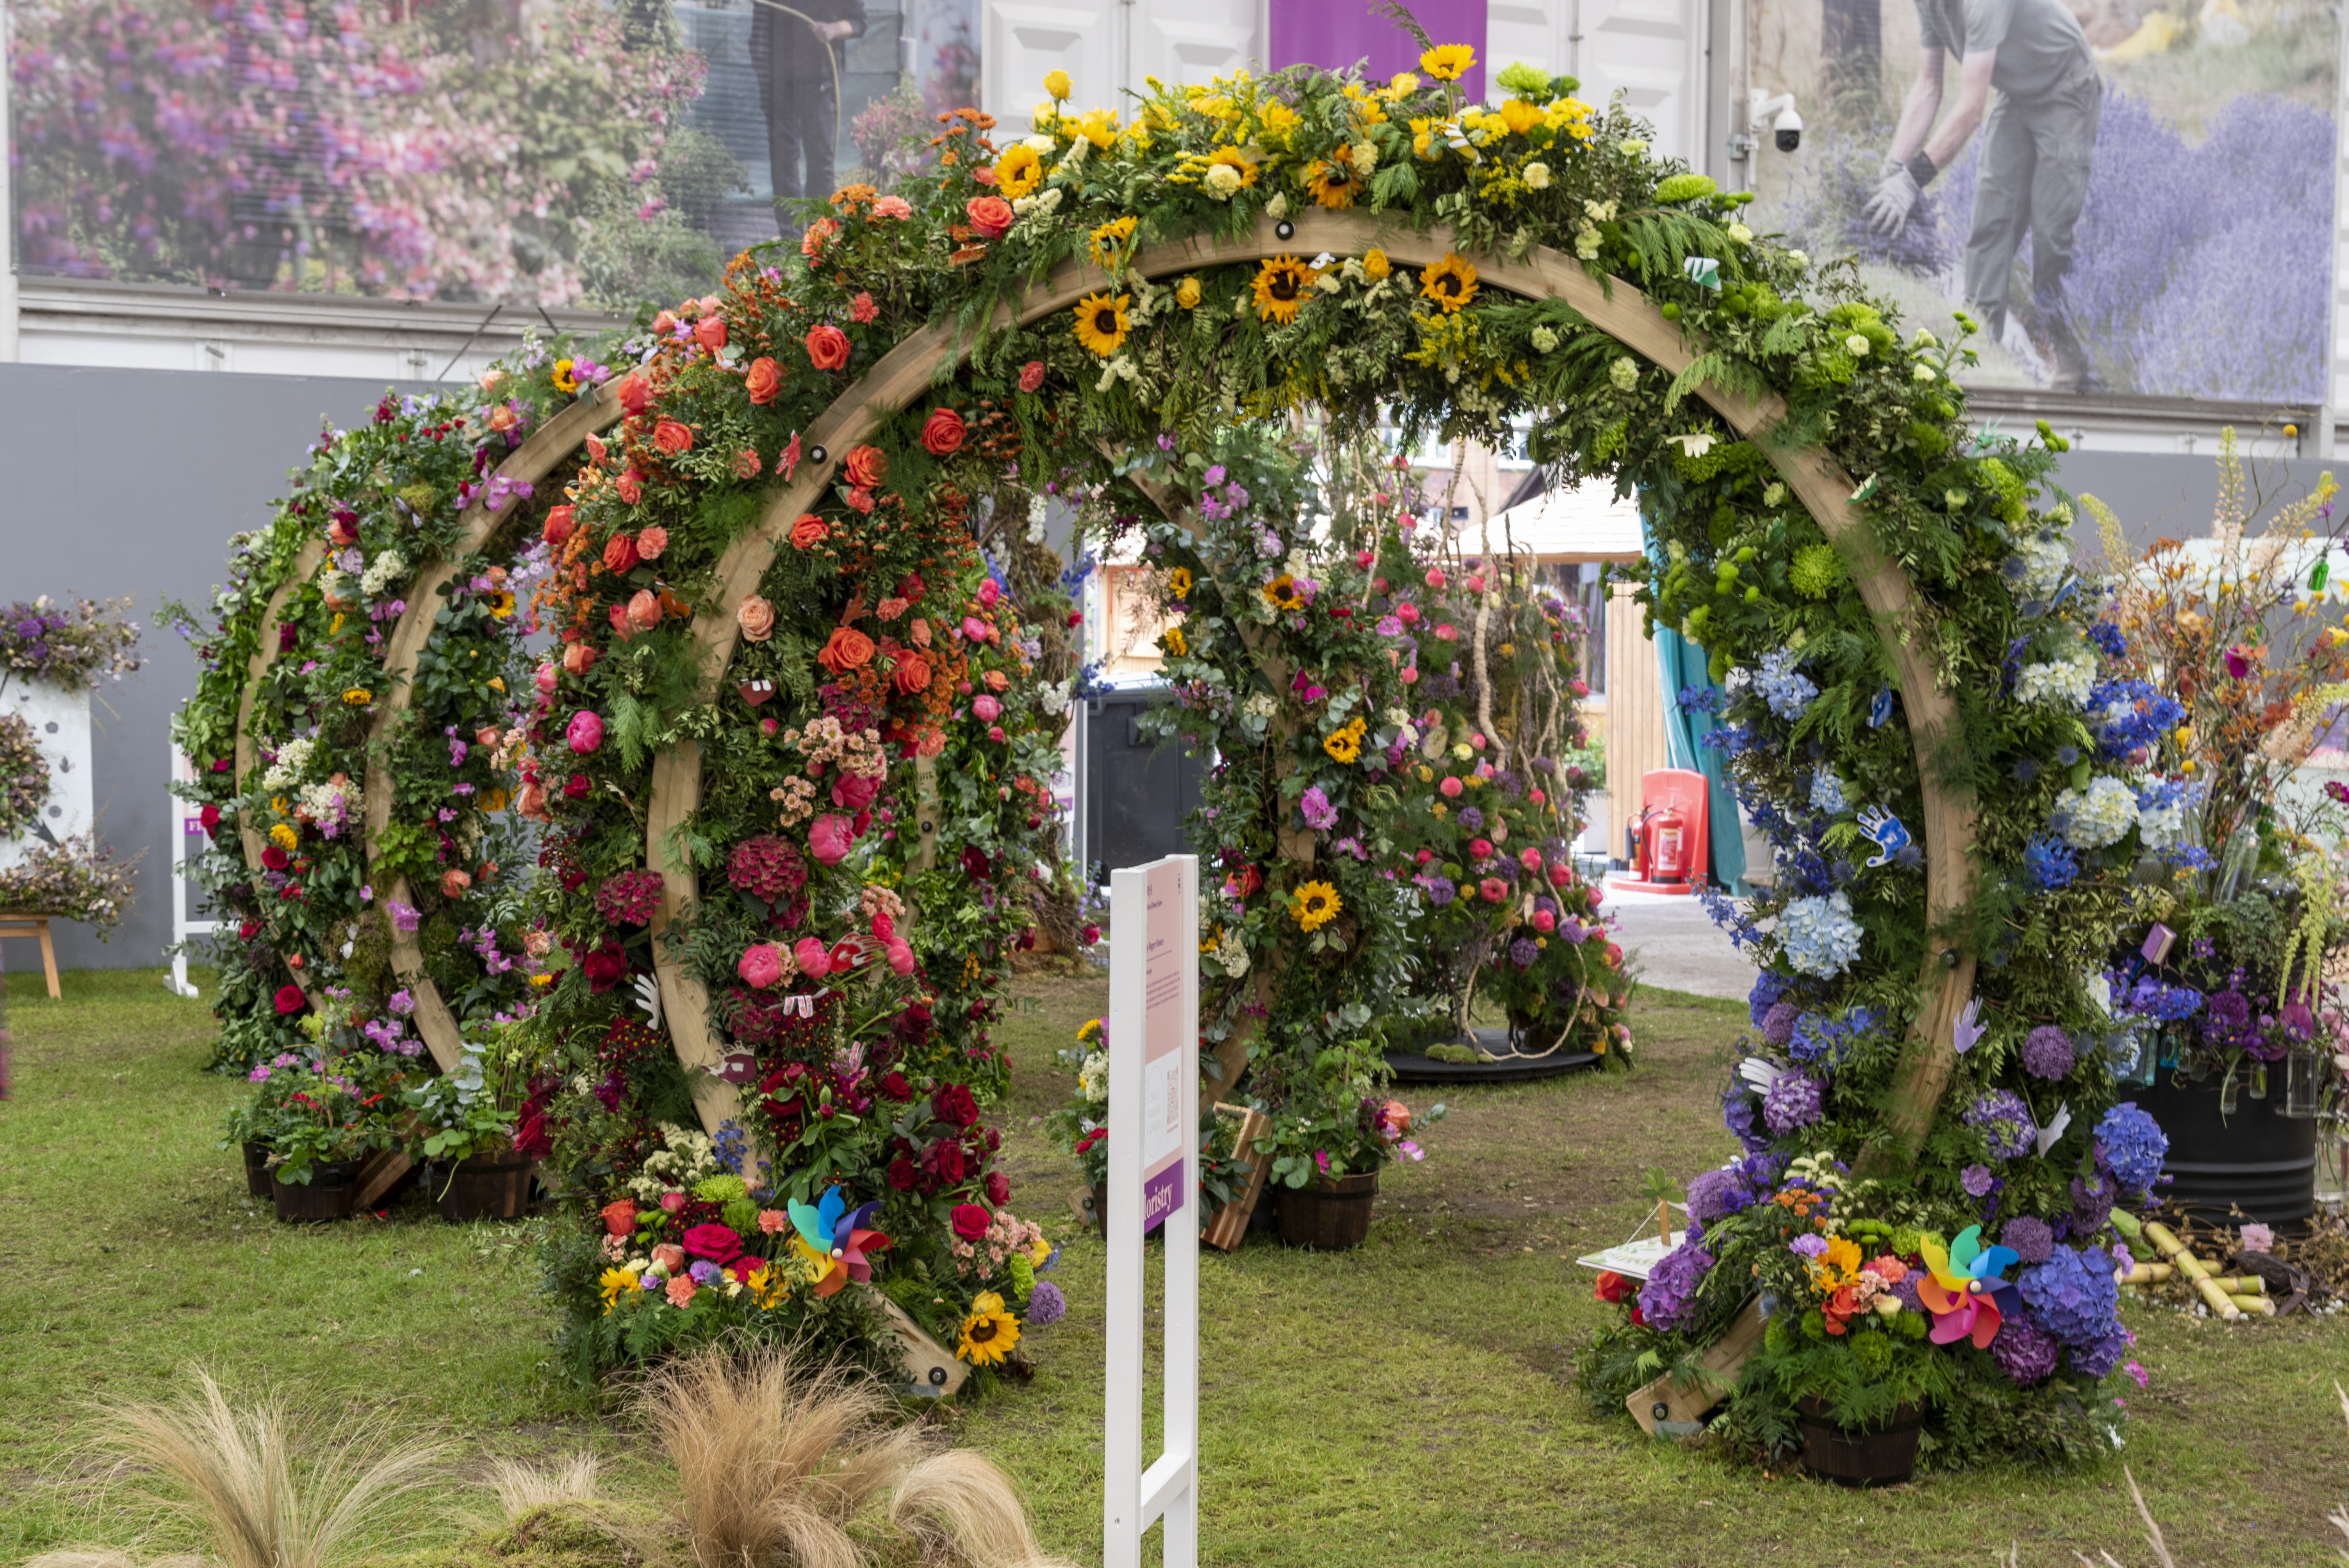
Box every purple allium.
[2018,1245,2119,1348]
[1421,875,1456,907]
[2093,1101,2167,1196]
[2001,1215,2055,1265]
[2022,1026,2076,1080]
[1991,1315,2062,1385]
[1637,1239,1715,1332]
[1026,1279,1067,1327]
[1961,1163,1996,1198]
[1965,1090,2037,1161]
[1457,806,1485,831]
[1762,1072,1823,1137]
[2205,988,2255,1048]
[1762,1001,1800,1046]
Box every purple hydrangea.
[1027,1279,1067,1327]
[2069,1173,2114,1237]
[1762,1001,1801,1046]
[1723,1085,1770,1153]
[1891,1273,1925,1313]
[1637,1238,1716,1332]
[1965,1090,2038,1161]
[2001,1215,2055,1265]
[1509,938,1539,968]
[2018,1245,2120,1348]
[1687,1168,1739,1224]
[1990,1315,2062,1385]
[2070,1324,2132,1379]
[2093,1102,2167,1196]
[2022,1026,2076,1080]
[1762,1072,1824,1137]
[1961,1163,1996,1198]
[1749,969,1792,1028]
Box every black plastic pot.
[2139,1073,2316,1227]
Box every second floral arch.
[228,208,1979,1153]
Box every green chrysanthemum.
[1790,543,1843,599]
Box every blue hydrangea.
[1749,969,1793,1028]
[2094,1101,2167,1196]
[1779,891,1863,978]
[1763,1002,1801,1046]
[1789,1012,1846,1069]
[2018,1245,2120,1348]
[2069,1323,2131,1379]
[1754,650,1819,720]
[1809,770,1850,815]
[1965,1090,2038,1161]
[1637,1238,1716,1332]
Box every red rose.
[843,444,888,488]
[806,324,850,371]
[927,1140,967,1184]
[984,1171,1010,1205]
[1018,360,1046,394]
[652,419,694,456]
[933,1082,980,1128]
[564,772,591,799]
[681,1222,744,1265]
[261,845,290,872]
[601,1199,638,1237]
[200,803,221,834]
[1593,1270,1629,1304]
[964,195,1013,238]
[879,1071,914,1102]
[273,984,306,1015]
[919,407,966,456]
[951,1202,992,1240]
[789,514,829,549]
[582,946,626,993]
[892,651,930,694]
[745,356,781,405]
[959,846,992,880]
[239,919,260,941]
[887,1156,920,1190]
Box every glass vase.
[2219,1066,2241,1117]
[2249,1062,2269,1101]
[2282,1049,2321,1119]
[2317,1119,2348,1208]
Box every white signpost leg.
[166,746,214,998]
[1106,853,1199,1568]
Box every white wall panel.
[1132,3,1258,93]
[1578,0,1707,166]
[981,0,1119,127]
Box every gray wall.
[2050,448,2337,553]
[3,363,418,975]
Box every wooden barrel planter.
[271,1160,360,1224]
[436,1151,535,1223]
[242,1141,273,1199]
[1274,1172,1379,1250]
[1796,1398,1925,1487]
[2140,1073,2316,1227]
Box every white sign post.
[166,747,218,997]
[1105,852,1199,1568]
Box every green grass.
[4,966,2346,1566]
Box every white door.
[980,0,1259,122]
[1488,0,1708,169]
[1130,1,1257,93]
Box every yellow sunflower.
[1205,146,1259,187]
[1363,248,1392,281]
[1419,252,1479,313]
[1078,1017,1103,1042]
[1420,43,1476,81]
[1072,291,1132,357]
[1087,216,1139,270]
[1290,880,1342,933]
[1252,255,1317,325]
[1304,147,1363,209]
[1262,573,1307,612]
[1322,716,1367,764]
[1162,625,1188,657]
[994,143,1043,198]
[957,1292,1022,1366]
[598,1267,638,1314]
[552,358,578,394]
[1167,566,1193,599]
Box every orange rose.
[542,504,575,545]
[737,595,776,642]
[693,315,727,353]
[487,404,519,433]
[789,514,829,549]
[818,625,877,674]
[965,195,1013,238]
[442,868,473,898]
[920,407,966,456]
[602,533,638,574]
[626,590,662,632]
[806,324,850,371]
[563,642,598,675]
[843,444,888,488]
[616,371,652,414]
[892,650,931,693]
[634,525,668,561]
[745,356,781,404]
[653,419,694,455]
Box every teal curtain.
[1639,494,1747,893]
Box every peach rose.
[634,525,668,561]
[653,419,693,456]
[442,868,473,898]
[626,590,662,632]
[693,314,727,353]
[737,594,776,642]
[745,356,781,404]
[965,194,1013,238]
[616,372,652,414]
[789,514,829,550]
[563,642,598,676]
[892,650,931,693]
[843,444,888,488]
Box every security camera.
[1773,104,1804,153]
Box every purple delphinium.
[1965,1090,2037,1161]
[1762,1001,1801,1047]
[2018,1245,2119,1348]
[2022,1026,2076,1080]
[1027,1280,1068,1327]
[1762,1073,1824,1137]
[2001,1215,2056,1265]
[1991,1315,2063,1385]
[1637,1239,1716,1332]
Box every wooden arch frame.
[229,209,1978,1157]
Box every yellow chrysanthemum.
[1072,291,1132,357]
[958,1301,1022,1366]
[1087,216,1139,270]
[1252,255,1317,325]
[599,1266,638,1313]
[1290,880,1342,933]
[994,143,1043,198]
[1496,99,1543,136]
[1162,625,1188,657]
[551,358,578,394]
[1408,116,1442,160]
[1420,43,1475,81]
[1304,147,1363,209]
[340,687,372,706]
[1257,100,1299,140]
[1205,146,1258,186]
[269,822,298,852]
[1419,253,1479,313]
[1262,573,1307,612]
[1175,276,1202,309]
[1168,567,1194,599]
[1363,248,1391,281]
[1547,98,1596,139]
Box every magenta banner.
[1268,1,1484,102]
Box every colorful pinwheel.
[787,1187,891,1298]
[1916,1224,2019,1348]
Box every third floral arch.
[229,207,1981,1158]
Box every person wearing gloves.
[1864,0,2103,391]
[750,0,867,233]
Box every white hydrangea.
[1242,692,1278,722]
[2055,775,2139,849]
[2009,536,2070,602]
[1215,929,1251,978]
[298,777,360,828]
[1779,890,1863,978]
[359,550,408,597]
[2015,647,2094,707]
[261,736,317,793]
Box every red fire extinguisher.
[1643,804,1690,884]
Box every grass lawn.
[2,966,2345,1566]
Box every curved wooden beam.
[355,383,625,1071]
[231,537,329,1007]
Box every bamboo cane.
[2225,1292,2276,1316]
[2205,1274,2267,1295]
[2118,1263,2176,1285]
[2143,1222,2242,1319]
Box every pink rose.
[1520,848,1543,871]
[886,940,916,976]
[535,662,559,698]
[794,937,832,978]
[738,943,784,989]
[1438,775,1463,798]
[626,590,663,632]
[567,710,604,754]
[809,813,857,866]
[1533,910,1557,933]
[973,693,1002,722]
[652,1240,685,1269]
[961,615,991,643]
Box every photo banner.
[8,0,980,308]
[1742,0,2337,403]
[1269,0,1485,101]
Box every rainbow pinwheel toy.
[1916,1225,2020,1349]
[787,1186,891,1298]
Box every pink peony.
[567,710,604,754]
[738,943,786,989]
[973,693,1002,721]
[794,937,832,978]
[831,773,879,811]
[809,813,857,866]
[886,940,917,976]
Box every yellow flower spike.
[1420,43,1475,81]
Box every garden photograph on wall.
[8,4,2349,1564]
[1742,0,2337,399]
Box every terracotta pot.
[1796,1397,1925,1488]
[242,1141,273,1198]
[437,1151,535,1223]
[271,1160,359,1224]
[1274,1171,1378,1250]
